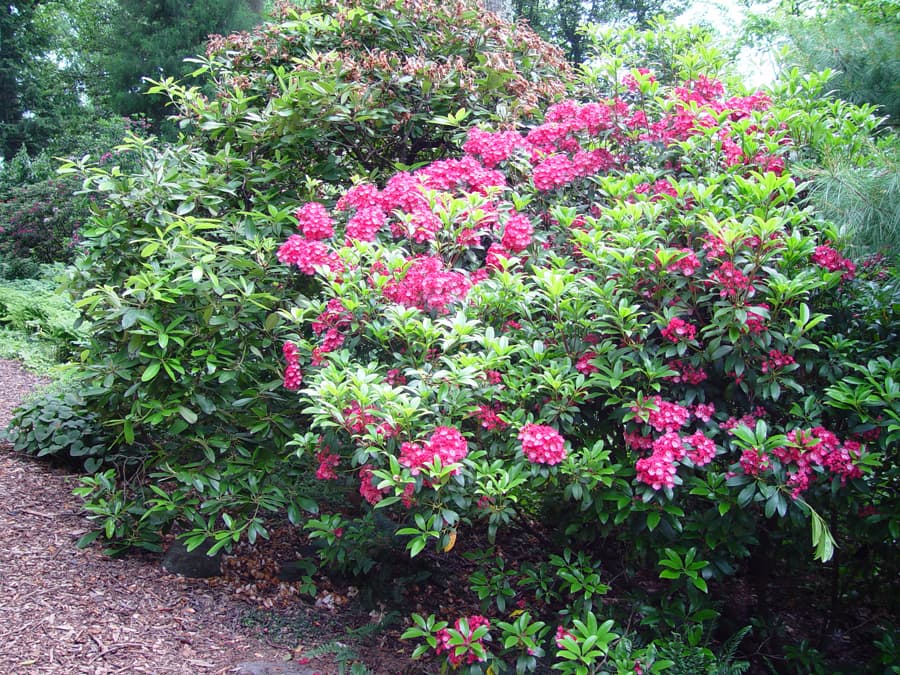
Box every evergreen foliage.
[781,4,900,126]
[85,0,263,126]
[512,0,687,62]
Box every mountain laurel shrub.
[160,0,571,186]
[274,52,898,672]
[51,0,572,552]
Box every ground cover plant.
[0,266,84,371]
[6,5,896,672]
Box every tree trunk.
[483,0,513,22]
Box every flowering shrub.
[283,70,865,545]
[0,177,88,267]
[166,0,571,187]
[45,0,574,555]
[274,49,898,666]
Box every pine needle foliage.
[782,6,900,125]
[802,147,900,260]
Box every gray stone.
[161,540,223,578]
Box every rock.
[231,661,321,675]
[161,540,223,578]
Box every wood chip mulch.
[0,360,316,674]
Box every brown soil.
[0,360,399,675]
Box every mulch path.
[0,360,333,674]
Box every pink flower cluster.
[315,447,340,480]
[739,448,770,476]
[435,616,491,666]
[735,427,864,497]
[475,403,508,431]
[622,68,655,92]
[771,427,864,497]
[576,351,599,375]
[358,464,386,505]
[635,430,717,489]
[711,262,755,299]
[665,359,708,385]
[463,128,526,168]
[555,625,575,648]
[501,213,534,252]
[646,397,691,432]
[760,349,796,374]
[277,235,341,275]
[666,248,702,276]
[342,401,376,435]
[634,179,679,202]
[743,304,770,334]
[812,244,856,280]
[310,298,352,364]
[381,256,472,314]
[282,341,302,390]
[518,424,567,465]
[661,316,697,343]
[294,201,334,240]
[399,426,469,475]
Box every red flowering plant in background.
[276,52,884,669]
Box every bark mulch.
[0,360,325,675]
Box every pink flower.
[636,453,677,490]
[710,262,754,298]
[812,244,856,280]
[345,205,386,242]
[760,349,795,374]
[315,448,340,480]
[294,202,334,240]
[647,397,691,432]
[336,182,380,211]
[519,424,567,465]
[463,128,524,168]
[667,248,702,276]
[555,625,575,648]
[665,360,708,385]
[576,351,598,375]
[358,464,385,505]
[624,431,654,450]
[532,154,577,191]
[476,403,508,431]
[435,616,491,666]
[426,426,469,466]
[283,361,303,390]
[342,401,376,434]
[692,402,716,423]
[652,431,688,461]
[381,256,472,314]
[661,317,697,343]
[744,304,770,334]
[685,431,716,466]
[739,448,770,476]
[277,235,334,275]
[282,341,302,390]
[485,370,503,385]
[501,213,533,253]
[485,242,513,270]
[399,427,469,474]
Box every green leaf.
[178,406,198,424]
[141,361,161,382]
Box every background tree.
[512,0,686,62]
[0,1,86,160]
[741,0,899,257]
[84,0,264,128]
